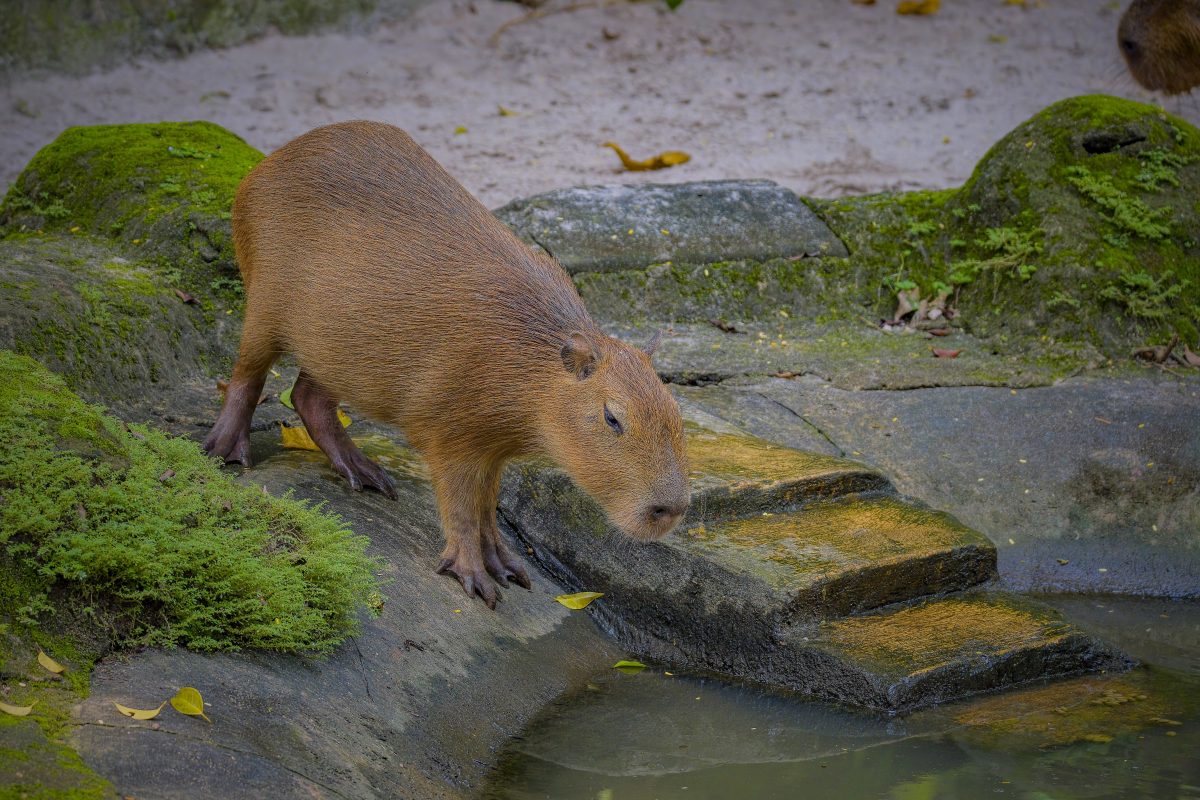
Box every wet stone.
[493,180,849,273]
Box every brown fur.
[204,121,689,607]
[1120,0,1200,94]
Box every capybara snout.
[1119,0,1200,95]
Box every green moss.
[0,122,262,306]
[0,350,381,654]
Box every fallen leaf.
[602,142,690,171]
[174,289,198,305]
[37,650,66,674]
[1183,346,1200,367]
[280,423,320,451]
[157,469,175,482]
[497,105,519,117]
[613,660,647,674]
[113,701,167,720]
[771,371,800,379]
[897,0,939,13]
[932,348,961,358]
[0,701,34,717]
[707,318,742,334]
[1057,559,1069,565]
[928,328,952,336]
[556,591,604,610]
[279,383,294,409]
[337,408,352,428]
[453,125,468,135]
[170,687,211,723]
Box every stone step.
[683,496,995,619]
[796,593,1130,710]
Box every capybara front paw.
[202,426,253,467]
[331,451,398,500]
[483,537,532,590]
[436,550,502,609]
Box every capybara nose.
[649,503,686,523]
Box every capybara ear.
[642,330,663,359]
[561,332,597,379]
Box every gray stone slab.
[493,180,848,273]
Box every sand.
[2,0,1197,208]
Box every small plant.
[1133,148,1191,191]
[1046,291,1082,310]
[1099,270,1190,319]
[1065,165,1171,240]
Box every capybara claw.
[437,558,501,609]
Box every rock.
[0,121,263,305]
[494,180,848,273]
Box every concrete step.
[683,496,995,619]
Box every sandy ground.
[2,0,1198,208]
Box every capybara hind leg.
[477,467,532,590]
[290,372,397,499]
[433,462,503,608]
[204,354,273,466]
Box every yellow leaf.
[498,105,519,117]
[113,700,167,720]
[602,142,691,171]
[0,700,34,716]
[337,408,352,428]
[170,687,211,723]
[613,659,646,673]
[454,125,468,135]
[280,423,319,451]
[555,591,604,610]
[37,650,66,674]
[897,0,939,13]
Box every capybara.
[204,121,690,607]
[1119,0,1200,94]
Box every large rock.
[494,180,848,273]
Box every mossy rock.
[0,121,262,305]
[813,95,1200,352]
[0,235,239,402]
[0,349,380,654]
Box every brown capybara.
[204,121,690,608]
[1119,0,1200,94]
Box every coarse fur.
[1120,0,1200,94]
[204,121,689,607]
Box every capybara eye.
[1121,37,1140,56]
[603,405,624,435]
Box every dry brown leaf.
[932,348,961,358]
[174,289,198,305]
[603,142,691,171]
[897,0,939,13]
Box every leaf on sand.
[556,591,604,610]
[897,0,939,13]
[603,142,690,172]
[0,701,34,716]
[37,650,66,674]
[931,348,961,358]
[113,701,167,720]
[280,423,320,451]
[613,660,647,674]
[170,687,211,723]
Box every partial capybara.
[1119,0,1200,94]
[204,121,690,607]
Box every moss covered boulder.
[815,95,1200,352]
[1,121,262,305]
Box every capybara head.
[1119,0,1200,94]
[547,331,689,541]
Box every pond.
[485,596,1200,800]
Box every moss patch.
[0,350,380,653]
[0,121,262,306]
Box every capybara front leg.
[477,466,532,590]
[290,371,397,499]
[433,462,503,608]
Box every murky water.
[485,597,1200,800]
